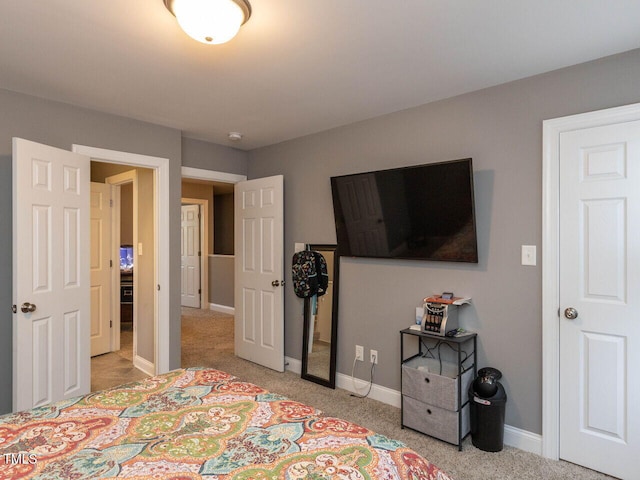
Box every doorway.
[181,168,244,312]
[180,167,245,361]
[89,162,156,381]
[75,144,171,375]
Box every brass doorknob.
[21,302,37,313]
[272,280,280,287]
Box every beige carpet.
[91,308,612,480]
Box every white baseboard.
[285,356,302,374]
[134,355,156,376]
[503,425,542,455]
[336,372,402,407]
[284,355,541,455]
[209,303,235,315]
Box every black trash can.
[469,368,507,452]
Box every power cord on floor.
[350,352,376,398]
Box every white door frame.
[542,101,640,459]
[182,198,209,308]
[105,170,137,353]
[73,145,170,374]
[90,181,115,357]
[182,166,247,185]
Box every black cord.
[436,342,468,375]
[350,360,376,398]
[419,338,439,359]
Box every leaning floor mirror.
[301,244,339,388]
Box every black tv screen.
[330,158,478,263]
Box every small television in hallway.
[120,245,134,273]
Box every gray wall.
[209,255,234,307]
[135,168,156,362]
[120,183,134,245]
[214,193,234,255]
[182,137,248,175]
[247,48,640,435]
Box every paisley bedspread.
[0,368,452,479]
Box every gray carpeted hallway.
[91,308,612,480]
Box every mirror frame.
[301,244,339,388]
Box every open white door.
[12,138,90,412]
[181,204,201,308]
[558,121,640,478]
[90,182,112,356]
[234,175,284,371]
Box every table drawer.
[402,356,473,411]
[402,395,469,445]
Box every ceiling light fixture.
[163,0,251,45]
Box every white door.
[12,138,90,412]
[559,121,640,479]
[181,204,201,308]
[90,182,112,356]
[234,175,284,371]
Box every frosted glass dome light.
[164,0,251,45]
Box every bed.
[0,367,452,479]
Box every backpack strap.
[314,252,329,297]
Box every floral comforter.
[0,368,452,479]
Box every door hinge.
[198,288,201,294]
[110,259,113,268]
[157,284,161,291]
[110,320,113,328]
[110,199,113,207]
[198,251,201,257]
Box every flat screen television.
[330,158,478,263]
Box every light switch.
[521,245,536,266]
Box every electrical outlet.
[355,345,364,361]
[370,349,378,364]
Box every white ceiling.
[1,1,639,150]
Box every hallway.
[91,307,234,391]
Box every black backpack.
[292,250,329,298]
